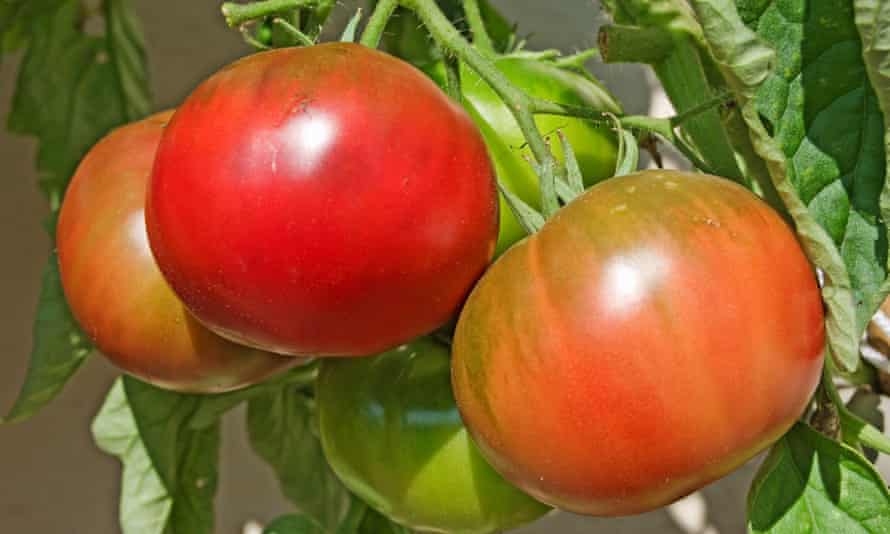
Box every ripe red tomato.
[452,170,825,515]
[57,112,301,393]
[147,43,498,357]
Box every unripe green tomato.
[427,58,622,254]
[317,338,550,534]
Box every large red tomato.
[147,43,498,357]
[57,112,300,393]
[452,170,825,516]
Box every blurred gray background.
[0,1,750,532]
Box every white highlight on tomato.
[281,112,336,173]
[126,210,153,260]
[601,248,670,315]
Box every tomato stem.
[598,24,673,64]
[670,91,733,128]
[443,52,462,101]
[221,0,316,27]
[400,0,561,217]
[821,360,890,455]
[359,0,398,48]
[462,0,495,57]
[273,17,315,46]
[240,25,272,50]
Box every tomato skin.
[56,112,300,393]
[452,170,825,515]
[427,58,621,254]
[147,43,498,357]
[317,338,550,533]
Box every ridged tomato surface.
[452,170,825,515]
[147,43,498,357]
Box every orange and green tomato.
[452,170,825,516]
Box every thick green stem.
[360,0,398,48]
[598,24,673,64]
[221,0,315,27]
[462,0,495,56]
[402,0,559,216]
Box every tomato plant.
[317,337,550,533]
[425,58,621,253]
[56,112,300,393]
[452,170,826,515]
[7,0,890,533]
[147,42,499,357]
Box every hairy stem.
[360,0,398,48]
[670,91,733,128]
[401,0,560,215]
[462,0,495,56]
[273,17,315,46]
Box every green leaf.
[264,505,373,534]
[122,377,219,534]
[105,0,152,120]
[0,0,65,54]
[2,253,91,423]
[340,9,363,43]
[93,380,173,534]
[854,0,890,303]
[5,0,151,422]
[690,0,864,372]
[8,1,126,210]
[92,378,220,534]
[358,508,414,534]
[557,130,585,194]
[495,180,545,235]
[748,423,890,533]
[613,122,640,177]
[745,0,887,333]
[247,386,360,532]
[188,363,318,430]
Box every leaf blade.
[3,254,91,423]
[690,0,865,372]
[748,423,890,533]
[247,387,360,532]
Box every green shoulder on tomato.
[316,338,550,534]
[426,57,622,254]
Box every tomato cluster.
[57,36,825,532]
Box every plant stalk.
[360,0,398,48]
[221,0,315,27]
[401,0,560,216]
[462,0,495,56]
